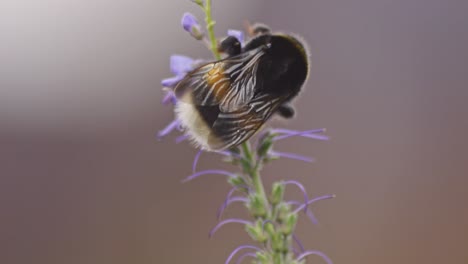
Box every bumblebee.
[174,23,310,151]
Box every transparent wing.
[174,46,266,111]
[211,93,286,150]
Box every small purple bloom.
[157,119,181,139]
[182,12,199,31]
[161,55,197,88]
[227,29,244,44]
[181,12,204,40]
[161,90,177,105]
[170,55,195,75]
[161,75,183,88]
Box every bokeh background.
[1,0,468,263]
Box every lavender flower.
[159,54,203,140]
[158,1,334,263]
[181,12,204,40]
[157,119,180,139]
[161,55,197,88]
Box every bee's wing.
[210,93,286,150]
[174,47,266,111]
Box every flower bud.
[257,134,274,158]
[228,175,247,188]
[281,213,298,235]
[248,194,267,218]
[271,233,283,252]
[276,203,292,223]
[245,220,267,242]
[256,251,269,264]
[270,182,285,206]
[181,13,204,40]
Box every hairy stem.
[242,142,268,214]
[204,0,221,60]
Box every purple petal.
[170,54,195,75]
[270,151,315,163]
[282,180,310,214]
[305,209,320,225]
[217,196,249,220]
[235,252,257,264]
[162,91,177,105]
[209,218,252,238]
[272,128,326,135]
[272,128,329,141]
[286,200,319,224]
[225,245,261,264]
[181,12,199,32]
[192,149,203,173]
[182,169,236,183]
[292,247,300,256]
[293,234,305,253]
[157,119,180,139]
[217,185,251,219]
[293,194,336,214]
[161,75,184,88]
[175,134,189,144]
[296,250,333,264]
[227,29,244,44]
[215,150,242,159]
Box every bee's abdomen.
[195,105,220,128]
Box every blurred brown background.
[1,0,468,263]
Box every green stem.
[204,0,221,60]
[252,166,268,212]
[241,142,269,216]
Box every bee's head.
[218,36,241,57]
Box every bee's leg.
[276,104,295,119]
[244,21,271,38]
[218,36,241,57]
